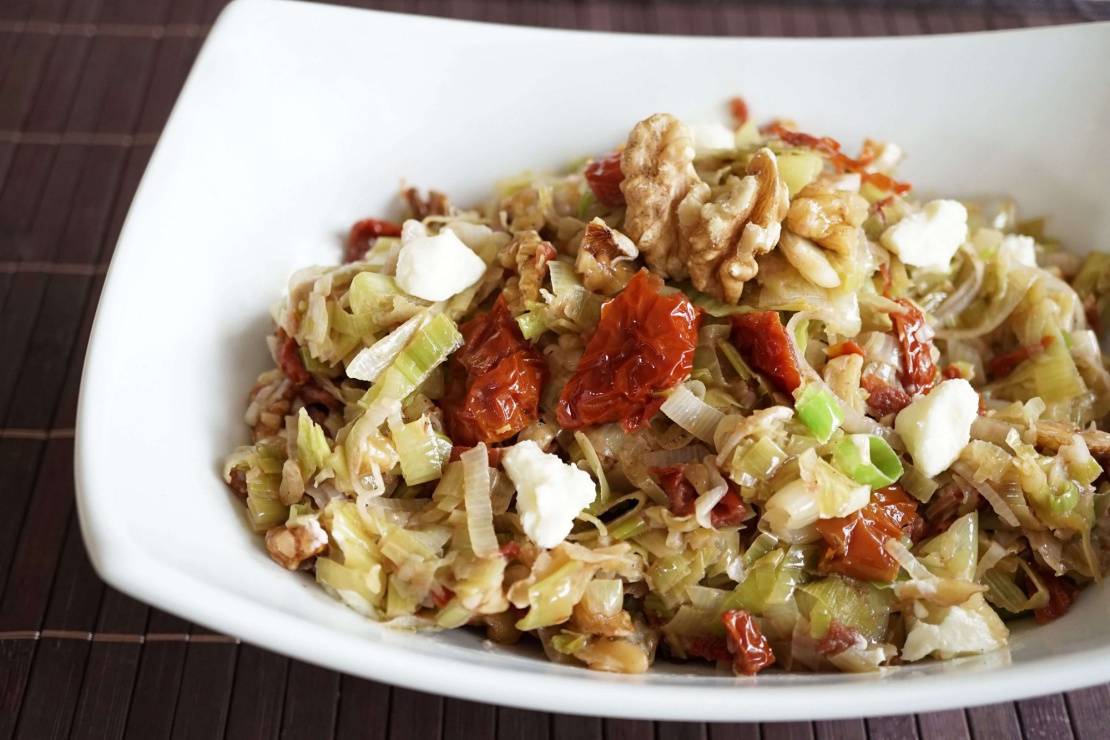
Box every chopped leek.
[348,271,402,315]
[778,150,824,198]
[516,301,549,340]
[721,545,807,615]
[730,437,787,485]
[361,313,462,408]
[799,576,894,642]
[552,632,589,654]
[297,408,331,482]
[660,385,725,445]
[832,434,903,489]
[392,415,452,485]
[462,444,499,558]
[609,515,648,541]
[515,560,587,631]
[794,384,845,443]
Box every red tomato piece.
[584,150,626,207]
[652,465,747,527]
[989,336,1055,379]
[721,610,776,676]
[498,541,521,560]
[816,621,863,656]
[891,300,938,396]
[1033,568,1079,625]
[686,636,733,663]
[345,218,402,263]
[729,311,802,395]
[276,330,311,386]
[652,465,697,517]
[815,484,924,583]
[828,341,865,359]
[558,270,701,432]
[860,375,912,418]
[442,296,548,446]
[431,587,455,609]
[729,97,750,128]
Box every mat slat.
[169,641,238,740]
[917,711,970,740]
[280,660,342,738]
[121,611,192,740]
[814,719,866,740]
[497,706,549,740]
[335,675,391,740]
[390,688,443,740]
[224,645,290,739]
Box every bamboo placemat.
[2,0,1109,737]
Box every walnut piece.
[497,230,557,312]
[402,187,451,220]
[677,147,790,303]
[265,519,328,570]
[785,180,868,255]
[620,113,699,279]
[574,218,639,295]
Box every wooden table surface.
[2,0,1109,738]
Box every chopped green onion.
[794,384,845,443]
[833,434,904,489]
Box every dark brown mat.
[1,0,1106,737]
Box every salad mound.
[224,101,1110,676]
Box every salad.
[224,101,1110,676]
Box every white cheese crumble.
[691,123,737,152]
[894,378,980,478]
[395,228,486,301]
[1001,234,1037,267]
[501,441,597,549]
[901,598,1007,662]
[880,199,968,270]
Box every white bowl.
[75,0,1110,720]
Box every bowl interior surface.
[76,0,1110,720]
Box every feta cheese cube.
[691,123,737,152]
[1001,234,1037,267]
[880,200,968,270]
[894,378,980,478]
[501,441,597,549]
[395,228,487,301]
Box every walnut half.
[497,230,557,313]
[574,218,639,296]
[266,519,328,570]
[620,113,699,280]
[678,147,790,303]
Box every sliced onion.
[461,444,499,558]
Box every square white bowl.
[76,0,1110,720]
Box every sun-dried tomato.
[891,300,937,396]
[431,587,455,609]
[344,218,403,263]
[816,621,863,656]
[652,465,697,517]
[584,150,626,207]
[729,97,749,128]
[721,610,776,676]
[815,484,924,583]
[653,465,747,527]
[711,484,748,529]
[828,341,865,359]
[989,336,1055,379]
[859,375,911,418]
[442,296,548,446]
[1033,567,1079,625]
[449,445,505,468]
[558,270,701,432]
[687,636,733,663]
[276,331,311,386]
[941,364,964,381]
[499,541,521,560]
[765,123,911,194]
[729,311,802,395]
